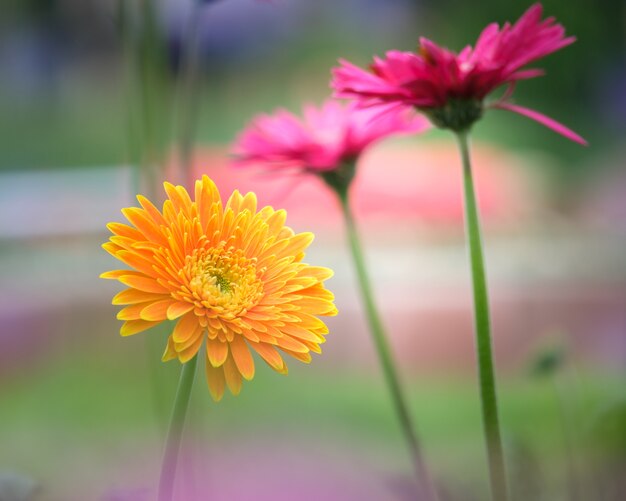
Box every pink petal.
[493,101,587,145]
[232,98,429,173]
[510,68,545,81]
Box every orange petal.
[116,250,158,277]
[274,335,309,353]
[227,190,257,215]
[205,363,225,402]
[109,235,136,251]
[174,323,203,352]
[282,277,319,293]
[164,182,192,216]
[140,299,173,321]
[240,328,260,343]
[280,348,312,364]
[280,323,325,343]
[102,242,122,256]
[250,342,286,374]
[195,176,221,227]
[162,199,177,224]
[244,309,273,321]
[177,335,203,363]
[254,331,278,345]
[240,318,269,333]
[257,239,289,265]
[120,319,159,336]
[118,274,169,294]
[107,222,144,240]
[223,356,242,395]
[167,301,194,320]
[220,208,235,239]
[229,336,255,381]
[264,209,287,235]
[173,312,201,343]
[121,207,164,244]
[112,288,160,305]
[303,266,334,282]
[294,313,330,333]
[299,338,322,354]
[137,194,167,227]
[294,296,337,315]
[303,285,335,301]
[117,302,152,320]
[100,269,138,280]
[225,190,243,213]
[326,305,339,317]
[162,336,177,362]
[263,259,298,283]
[206,338,229,368]
[280,232,314,258]
[277,227,294,240]
[239,192,258,215]
[258,293,298,306]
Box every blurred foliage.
[1,340,624,498]
[585,399,626,499]
[528,340,566,379]
[506,436,545,501]
[0,0,624,180]
[588,399,626,458]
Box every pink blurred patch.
[167,140,539,231]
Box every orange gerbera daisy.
[101,175,337,401]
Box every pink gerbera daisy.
[233,99,428,173]
[332,3,586,144]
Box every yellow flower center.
[185,246,263,319]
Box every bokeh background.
[1,0,625,500]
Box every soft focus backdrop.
[1,1,625,500]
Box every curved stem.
[455,131,508,501]
[158,355,198,501]
[338,193,438,501]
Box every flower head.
[101,176,337,401]
[332,3,586,144]
[233,99,428,173]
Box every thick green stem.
[455,131,508,501]
[338,192,437,501]
[158,355,198,501]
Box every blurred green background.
[1,1,625,500]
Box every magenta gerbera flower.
[233,99,428,174]
[332,3,586,144]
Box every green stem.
[158,355,198,501]
[455,131,508,501]
[338,192,438,501]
